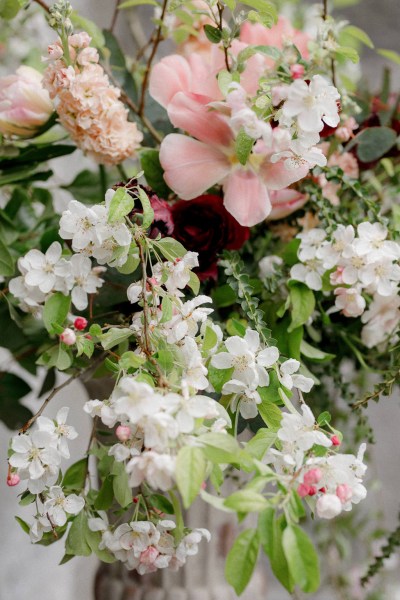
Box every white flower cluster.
[290,223,400,347]
[59,190,132,267]
[84,378,229,492]
[8,407,77,493]
[89,516,210,574]
[211,328,313,419]
[30,486,85,542]
[272,75,340,170]
[9,241,104,313]
[267,404,367,519]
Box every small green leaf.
[317,410,331,426]
[15,516,30,534]
[138,188,155,230]
[202,326,218,352]
[147,494,174,514]
[112,461,132,508]
[300,340,335,362]
[140,149,171,197]
[204,24,222,43]
[199,432,240,464]
[335,46,359,63]
[377,49,400,66]
[63,458,87,491]
[246,429,277,460]
[119,351,146,370]
[65,512,92,556]
[353,126,397,162]
[43,293,71,335]
[94,475,114,510]
[107,187,135,223]
[235,128,254,165]
[19,491,36,506]
[0,239,14,276]
[154,237,187,261]
[282,524,320,593]
[225,529,260,595]
[288,283,315,332]
[342,25,374,48]
[100,327,132,350]
[259,512,294,593]
[224,490,269,513]
[176,446,206,508]
[187,271,200,295]
[257,397,282,429]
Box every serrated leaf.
[282,524,320,593]
[246,428,277,460]
[108,187,135,223]
[225,529,259,595]
[100,327,132,350]
[176,446,206,508]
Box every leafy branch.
[352,365,400,410]
[361,513,400,586]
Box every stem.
[33,0,50,13]
[322,0,328,20]
[138,0,168,116]
[169,490,184,534]
[321,0,337,85]
[217,2,230,72]
[138,240,151,355]
[99,164,107,197]
[109,0,121,32]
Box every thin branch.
[33,0,51,13]
[217,2,230,72]
[119,89,163,144]
[322,0,328,20]
[109,0,121,32]
[138,0,168,116]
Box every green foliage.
[108,187,135,223]
[224,490,269,513]
[43,293,71,335]
[100,327,133,350]
[347,127,397,162]
[288,283,315,333]
[225,529,260,595]
[259,512,294,592]
[175,446,206,508]
[282,525,320,593]
[204,24,222,44]
[65,512,92,556]
[235,129,254,165]
[62,458,88,491]
[140,149,171,197]
[0,239,14,276]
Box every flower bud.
[308,485,317,496]
[0,66,53,138]
[74,317,88,330]
[116,425,131,442]
[336,483,352,504]
[304,468,323,485]
[297,483,311,498]
[7,472,20,487]
[290,63,305,79]
[316,493,342,519]
[331,435,341,446]
[60,328,76,346]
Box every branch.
[138,0,168,116]
[109,0,121,32]
[217,2,230,72]
[33,0,51,13]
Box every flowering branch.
[138,0,168,116]
[33,0,51,13]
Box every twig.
[33,0,51,13]
[138,0,168,116]
[321,0,337,85]
[138,240,151,355]
[119,90,163,144]
[217,2,230,72]
[109,0,121,32]
[322,0,328,20]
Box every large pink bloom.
[240,17,310,59]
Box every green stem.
[169,490,184,534]
[99,164,107,197]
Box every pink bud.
[290,63,305,79]
[7,473,20,487]
[140,546,159,566]
[297,483,311,498]
[74,317,88,330]
[304,468,323,485]
[319,487,326,494]
[60,328,76,346]
[116,425,131,442]
[336,484,352,504]
[331,435,341,446]
[308,485,317,496]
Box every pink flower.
[60,328,76,346]
[267,189,308,220]
[0,66,53,138]
[240,17,310,59]
[140,546,159,566]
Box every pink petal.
[262,158,310,191]
[268,189,308,220]
[187,53,222,99]
[159,134,230,199]
[149,55,192,109]
[167,92,233,146]
[222,169,272,226]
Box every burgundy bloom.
[170,194,250,280]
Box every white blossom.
[44,486,85,526]
[36,406,78,459]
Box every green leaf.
[176,446,206,508]
[188,271,200,295]
[43,293,71,335]
[108,187,134,223]
[94,475,114,510]
[259,512,294,593]
[117,250,140,275]
[207,364,234,394]
[288,283,315,332]
[15,516,30,534]
[246,428,277,461]
[377,49,400,66]
[342,25,374,48]
[212,284,237,308]
[235,128,254,165]
[84,526,116,563]
[282,524,320,593]
[61,170,104,203]
[225,490,269,513]
[199,432,240,464]
[19,491,36,506]
[119,0,159,6]
[204,24,222,43]
[225,529,259,595]
[62,458,87,491]
[0,0,24,20]
[119,351,145,370]
[160,296,173,324]
[257,397,282,429]
[0,239,14,276]
[70,12,105,48]
[147,494,174,514]
[138,188,155,229]
[354,127,397,162]
[317,410,331,426]
[335,46,359,63]
[300,340,335,362]
[65,512,92,556]
[112,461,132,508]
[140,149,171,197]
[100,327,132,350]
[154,237,187,261]
[202,326,218,353]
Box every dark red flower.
[170,194,250,280]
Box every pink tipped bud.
[319,487,326,494]
[304,468,323,485]
[297,483,311,498]
[7,473,20,487]
[308,485,317,497]
[85,334,92,340]
[336,484,352,504]
[74,317,88,330]
[290,63,305,79]
[116,425,131,442]
[331,435,341,446]
[60,328,76,346]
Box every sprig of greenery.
[361,513,400,586]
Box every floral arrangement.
[1,0,400,596]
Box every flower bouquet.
[1,0,400,596]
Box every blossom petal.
[222,169,272,227]
[149,55,192,109]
